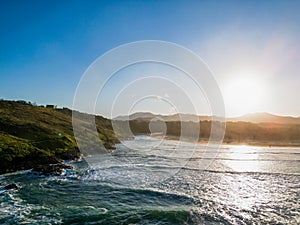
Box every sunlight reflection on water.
[224,145,262,172]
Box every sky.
[1,0,300,117]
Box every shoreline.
[149,134,300,148]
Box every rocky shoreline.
[0,149,81,175]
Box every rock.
[4,183,19,190]
[32,164,73,176]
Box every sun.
[223,77,265,117]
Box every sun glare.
[223,76,265,116]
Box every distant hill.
[124,119,300,146]
[228,112,300,124]
[115,112,300,125]
[0,100,119,174]
[115,112,160,121]
[114,112,219,122]
[114,111,300,146]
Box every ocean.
[0,136,299,224]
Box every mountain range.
[114,112,300,125]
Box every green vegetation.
[0,100,119,174]
[127,120,300,146]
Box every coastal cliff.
[0,100,119,174]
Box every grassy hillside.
[0,100,119,174]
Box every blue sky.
[1,0,300,117]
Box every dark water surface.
[1,136,299,224]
